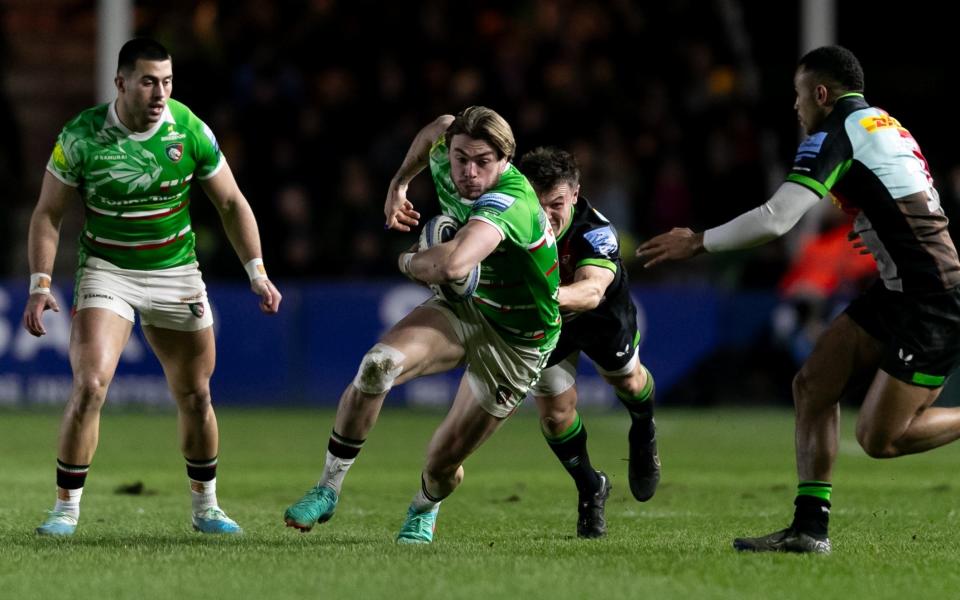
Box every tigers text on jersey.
[787,93,960,292]
[429,135,560,349]
[47,99,224,271]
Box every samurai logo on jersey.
[88,142,162,193]
[584,226,618,256]
[794,132,827,162]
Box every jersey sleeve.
[574,221,619,274]
[468,191,522,241]
[46,128,83,187]
[192,119,225,180]
[786,127,853,197]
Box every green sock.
[792,481,831,537]
[543,412,601,497]
[616,365,655,421]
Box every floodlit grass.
[2,407,959,599]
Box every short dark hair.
[797,45,864,93]
[445,106,516,161]
[117,38,171,74]
[518,147,580,192]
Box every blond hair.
[445,106,516,161]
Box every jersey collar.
[106,100,175,142]
[556,204,576,241]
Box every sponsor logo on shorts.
[495,385,513,406]
[189,302,205,318]
[898,348,914,364]
[166,143,184,163]
[82,293,115,301]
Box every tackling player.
[519,147,659,538]
[283,106,561,543]
[638,46,960,554]
[24,38,281,536]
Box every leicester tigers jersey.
[47,98,224,271]
[788,93,960,292]
[428,135,560,349]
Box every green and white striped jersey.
[47,98,224,270]
[428,135,560,350]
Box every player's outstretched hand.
[847,229,871,255]
[22,293,60,337]
[384,182,420,232]
[635,227,704,268]
[252,278,282,314]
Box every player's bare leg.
[535,386,610,538]
[735,314,882,553]
[856,371,960,457]
[37,308,132,536]
[284,305,464,532]
[144,325,237,534]
[397,377,505,543]
[606,360,659,501]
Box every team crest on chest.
[165,142,184,163]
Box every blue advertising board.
[0,281,777,408]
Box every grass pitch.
[2,407,959,599]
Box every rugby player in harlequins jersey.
[519,147,659,539]
[639,45,960,554]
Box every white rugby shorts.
[74,257,214,331]
[424,297,548,418]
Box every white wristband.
[29,273,52,295]
[244,258,267,282]
[399,252,415,277]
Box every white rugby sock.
[410,480,441,513]
[190,477,218,513]
[54,487,83,519]
[319,451,355,495]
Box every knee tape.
[353,343,406,395]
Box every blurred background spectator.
[2,1,959,407]
[5,0,955,287]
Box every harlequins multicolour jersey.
[46,98,224,271]
[788,93,960,292]
[554,195,633,324]
[428,135,560,349]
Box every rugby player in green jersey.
[23,38,281,536]
[284,107,561,543]
[639,46,960,554]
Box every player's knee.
[71,373,111,411]
[353,343,406,395]
[616,371,647,397]
[539,406,576,436]
[174,385,213,414]
[855,422,899,458]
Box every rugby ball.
[418,215,480,302]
